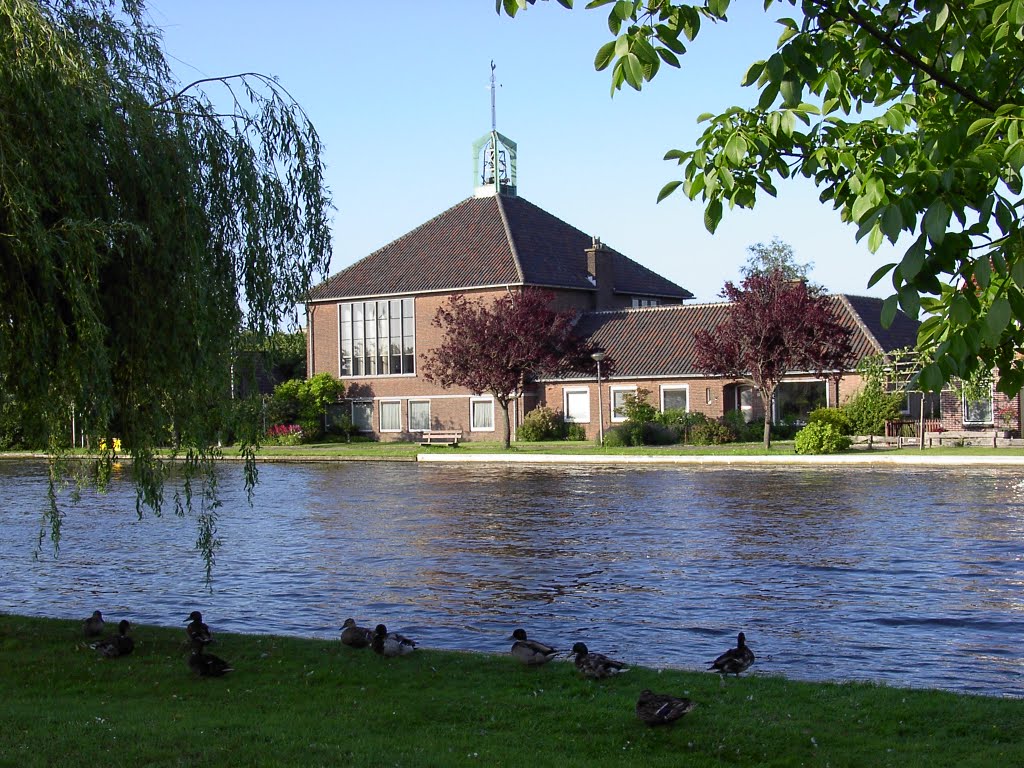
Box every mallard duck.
[188,648,233,677]
[91,619,134,658]
[509,628,558,666]
[340,618,374,649]
[371,624,416,657]
[185,610,212,648]
[571,642,628,679]
[635,689,697,726]
[82,610,105,638]
[710,631,755,676]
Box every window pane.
[775,381,826,424]
[409,401,431,431]
[663,388,688,412]
[380,401,401,431]
[352,401,372,431]
[964,396,993,424]
[565,390,590,423]
[471,400,494,430]
[611,389,632,420]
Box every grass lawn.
[2,615,1020,767]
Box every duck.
[82,610,105,638]
[710,631,755,677]
[371,624,416,657]
[185,610,212,649]
[188,648,233,677]
[340,618,374,649]
[635,689,697,726]
[509,628,558,666]
[571,642,628,679]
[91,619,134,658]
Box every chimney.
[585,236,615,310]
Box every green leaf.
[919,363,945,392]
[867,263,896,288]
[881,205,904,241]
[757,83,779,110]
[613,0,634,20]
[741,61,765,87]
[594,40,616,71]
[657,179,682,202]
[780,77,801,107]
[975,257,992,289]
[881,295,899,328]
[900,241,924,279]
[986,297,1011,336]
[950,294,973,325]
[724,133,747,165]
[868,222,884,253]
[1011,258,1024,288]
[704,199,723,234]
[922,200,950,245]
[898,286,921,319]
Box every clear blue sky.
[152,1,900,303]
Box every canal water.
[1,459,1022,697]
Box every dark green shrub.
[721,409,761,442]
[808,407,852,435]
[841,381,904,435]
[690,418,735,445]
[517,406,563,442]
[794,422,852,454]
[565,423,587,441]
[602,426,631,447]
[640,421,678,445]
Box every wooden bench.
[420,430,463,446]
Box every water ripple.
[0,460,1022,697]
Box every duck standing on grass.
[710,631,755,677]
[571,642,628,680]
[185,610,212,649]
[635,689,697,726]
[371,624,416,657]
[509,628,558,667]
[340,618,374,649]
[82,610,105,638]
[91,620,134,658]
[188,648,233,677]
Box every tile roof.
[307,194,692,302]
[558,295,920,379]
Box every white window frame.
[351,400,373,432]
[379,400,402,433]
[470,397,495,432]
[660,385,690,414]
[963,387,994,425]
[563,387,591,423]
[609,385,637,423]
[408,400,431,432]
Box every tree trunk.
[760,385,774,450]
[499,399,511,449]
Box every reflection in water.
[1,459,1022,697]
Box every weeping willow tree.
[0,0,332,574]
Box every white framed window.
[564,388,591,423]
[963,390,994,425]
[379,400,402,432]
[470,397,495,431]
[705,387,713,406]
[661,386,689,413]
[408,400,431,432]
[338,297,415,377]
[351,401,373,432]
[610,386,637,422]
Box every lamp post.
[590,349,607,446]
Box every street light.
[591,349,607,446]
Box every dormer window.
[632,297,660,308]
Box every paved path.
[417,452,1024,466]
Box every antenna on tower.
[490,60,497,133]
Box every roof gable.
[307,195,692,302]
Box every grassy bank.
[2,615,1020,767]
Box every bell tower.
[473,61,517,198]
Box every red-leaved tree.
[422,289,596,448]
[694,269,854,449]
